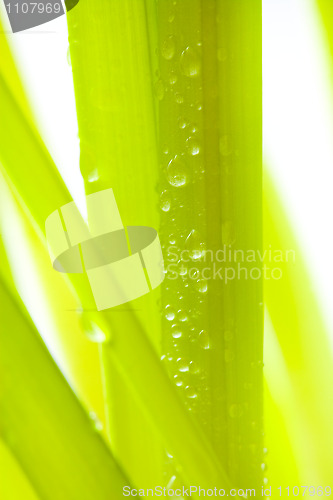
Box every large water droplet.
[165,305,175,321]
[186,136,200,156]
[195,279,208,293]
[83,320,108,343]
[199,329,210,349]
[169,234,177,244]
[174,374,183,387]
[185,386,198,399]
[177,357,189,372]
[167,156,188,187]
[161,35,175,60]
[185,229,205,260]
[172,328,182,339]
[178,116,187,129]
[180,46,201,78]
[179,263,188,276]
[175,93,184,104]
[87,168,99,183]
[178,310,188,322]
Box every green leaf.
[0,278,130,500]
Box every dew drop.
[190,269,200,280]
[179,263,188,276]
[161,35,175,60]
[186,136,200,156]
[180,46,201,78]
[185,229,205,260]
[84,321,108,343]
[199,329,210,349]
[171,328,182,339]
[169,234,177,244]
[178,310,188,322]
[168,12,175,23]
[174,374,183,387]
[185,386,198,399]
[175,93,184,104]
[167,156,188,187]
[165,305,175,321]
[169,72,178,85]
[178,116,187,129]
[195,279,208,293]
[87,168,99,183]
[160,190,171,212]
[177,358,189,372]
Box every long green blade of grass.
[0,167,106,423]
[66,0,235,491]
[156,0,262,489]
[0,278,130,500]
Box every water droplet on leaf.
[167,156,188,187]
[186,136,200,156]
[180,46,201,77]
[165,305,175,321]
[161,35,175,60]
[160,191,171,212]
[185,230,205,260]
[199,330,210,349]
